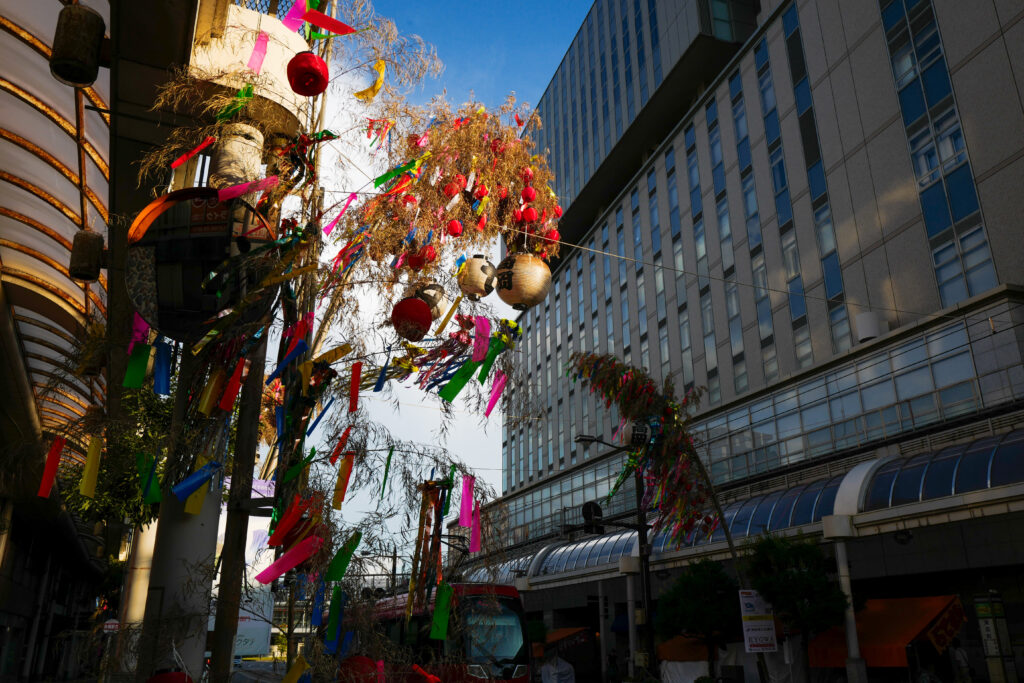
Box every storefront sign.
[739,589,778,653]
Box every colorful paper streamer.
[219,358,247,411]
[326,586,345,644]
[484,371,507,418]
[281,654,309,683]
[380,446,393,497]
[153,342,172,395]
[217,175,279,202]
[459,475,475,527]
[470,499,481,552]
[170,136,216,169]
[332,451,355,509]
[329,426,351,465]
[429,582,454,640]
[435,293,461,336]
[246,31,270,74]
[301,9,356,36]
[437,359,481,403]
[349,361,362,412]
[325,531,362,581]
[266,339,309,385]
[128,311,150,354]
[79,435,103,498]
[281,0,307,31]
[472,316,490,362]
[135,452,162,504]
[306,397,335,436]
[172,461,220,501]
[255,535,323,584]
[477,339,506,382]
[283,448,316,484]
[37,437,66,498]
[353,59,385,102]
[122,343,152,388]
[311,581,325,627]
[322,192,357,235]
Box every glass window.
[813,477,842,521]
[748,490,783,536]
[931,352,974,388]
[794,77,812,114]
[788,277,807,319]
[768,485,804,531]
[990,430,1024,487]
[791,479,826,526]
[921,445,966,500]
[920,179,952,237]
[899,78,926,127]
[822,253,843,299]
[945,163,979,222]
[922,58,952,107]
[861,379,896,410]
[955,436,999,494]
[865,459,902,510]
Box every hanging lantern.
[407,244,436,271]
[494,252,551,310]
[69,230,105,282]
[49,3,106,87]
[457,254,497,301]
[391,297,432,341]
[446,219,463,237]
[409,282,450,320]
[287,51,330,96]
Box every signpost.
[739,590,777,654]
[103,619,120,634]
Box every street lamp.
[574,433,657,676]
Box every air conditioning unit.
[855,312,887,343]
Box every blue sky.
[371,1,592,110]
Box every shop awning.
[809,595,965,668]
[657,636,708,662]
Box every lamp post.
[575,433,657,678]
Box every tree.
[745,535,847,678]
[655,559,740,676]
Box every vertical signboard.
[739,589,778,653]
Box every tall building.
[482,1,1024,680]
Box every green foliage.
[744,535,847,641]
[63,387,174,528]
[655,559,740,648]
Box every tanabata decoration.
[170,136,216,169]
[153,341,172,395]
[217,175,279,202]
[459,475,475,527]
[325,530,362,580]
[123,343,152,388]
[568,352,713,546]
[79,435,103,498]
[219,358,248,411]
[457,255,496,301]
[329,425,351,465]
[266,340,309,385]
[247,31,270,74]
[281,0,307,31]
[255,535,323,584]
[332,451,355,508]
[283,448,316,484]
[287,51,330,97]
[379,446,394,497]
[37,437,66,498]
[471,316,490,361]
[428,582,454,641]
[311,581,325,627]
[326,587,345,644]
[281,654,310,683]
[391,297,432,341]
[494,251,552,310]
[216,83,254,122]
[172,461,221,501]
[353,59,385,102]
[197,367,228,416]
[306,396,335,435]
[469,499,481,552]
[269,494,310,546]
[135,452,162,504]
[301,9,355,36]
[484,371,507,418]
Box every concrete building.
[483,1,1024,680]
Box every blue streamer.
[311,581,325,627]
[153,342,172,395]
[171,461,221,501]
[373,353,390,392]
[275,406,284,445]
[340,631,354,656]
[454,254,467,272]
[306,396,336,436]
[264,340,309,385]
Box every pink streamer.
[247,31,270,74]
[281,0,307,31]
[469,500,481,553]
[484,371,507,418]
[376,661,385,683]
[128,311,149,354]
[217,175,279,202]
[323,192,357,235]
[459,475,475,527]
[254,535,323,584]
[471,316,490,362]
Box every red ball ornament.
[474,184,489,199]
[521,167,535,183]
[391,297,432,341]
[522,206,539,222]
[446,219,463,236]
[287,51,330,96]
[402,194,417,206]
[521,186,537,203]
[407,251,426,271]
[443,182,460,198]
[419,244,437,264]
[554,205,563,218]
[544,229,560,244]
[513,208,523,223]
[454,174,467,190]
[498,185,509,199]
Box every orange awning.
[657,636,708,662]
[809,595,965,668]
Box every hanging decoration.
[287,51,330,97]
[37,437,66,498]
[353,59,385,102]
[390,297,432,341]
[494,251,552,310]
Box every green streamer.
[438,360,481,403]
[123,343,152,389]
[283,447,316,484]
[216,84,254,123]
[379,446,394,498]
[135,452,161,503]
[429,582,454,640]
[326,586,343,643]
[441,464,457,516]
[477,339,506,383]
[326,531,362,581]
[373,159,417,188]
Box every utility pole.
[633,466,656,674]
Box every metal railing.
[233,0,296,21]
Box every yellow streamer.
[435,294,462,336]
[353,59,385,102]
[79,435,103,498]
[281,654,310,683]
[184,454,211,515]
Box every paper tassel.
[306,397,335,436]
[311,581,325,627]
[477,339,506,382]
[438,359,481,402]
[281,0,307,31]
[219,358,247,411]
[484,371,507,418]
[325,531,362,581]
[302,9,356,35]
[326,586,344,644]
[135,452,162,503]
[128,311,149,353]
[323,193,357,235]
[170,136,216,169]
[79,435,103,498]
[255,535,323,584]
[37,437,66,498]
[349,362,362,412]
[197,367,227,416]
[470,499,481,552]
[459,475,475,527]
[329,426,351,465]
[122,343,152,388]
[153,342,172,395]
[380,446,393,498]
[353,59,385,102]
[281,654,309,683]
[266,340,309,385]
[217,175,278,202]
[172,461,220,501]
[429,582,454,640]
[435,294,462,336]
[472,316,490,362]
[247,31,270,73]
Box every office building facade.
[484,0,1024,677]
